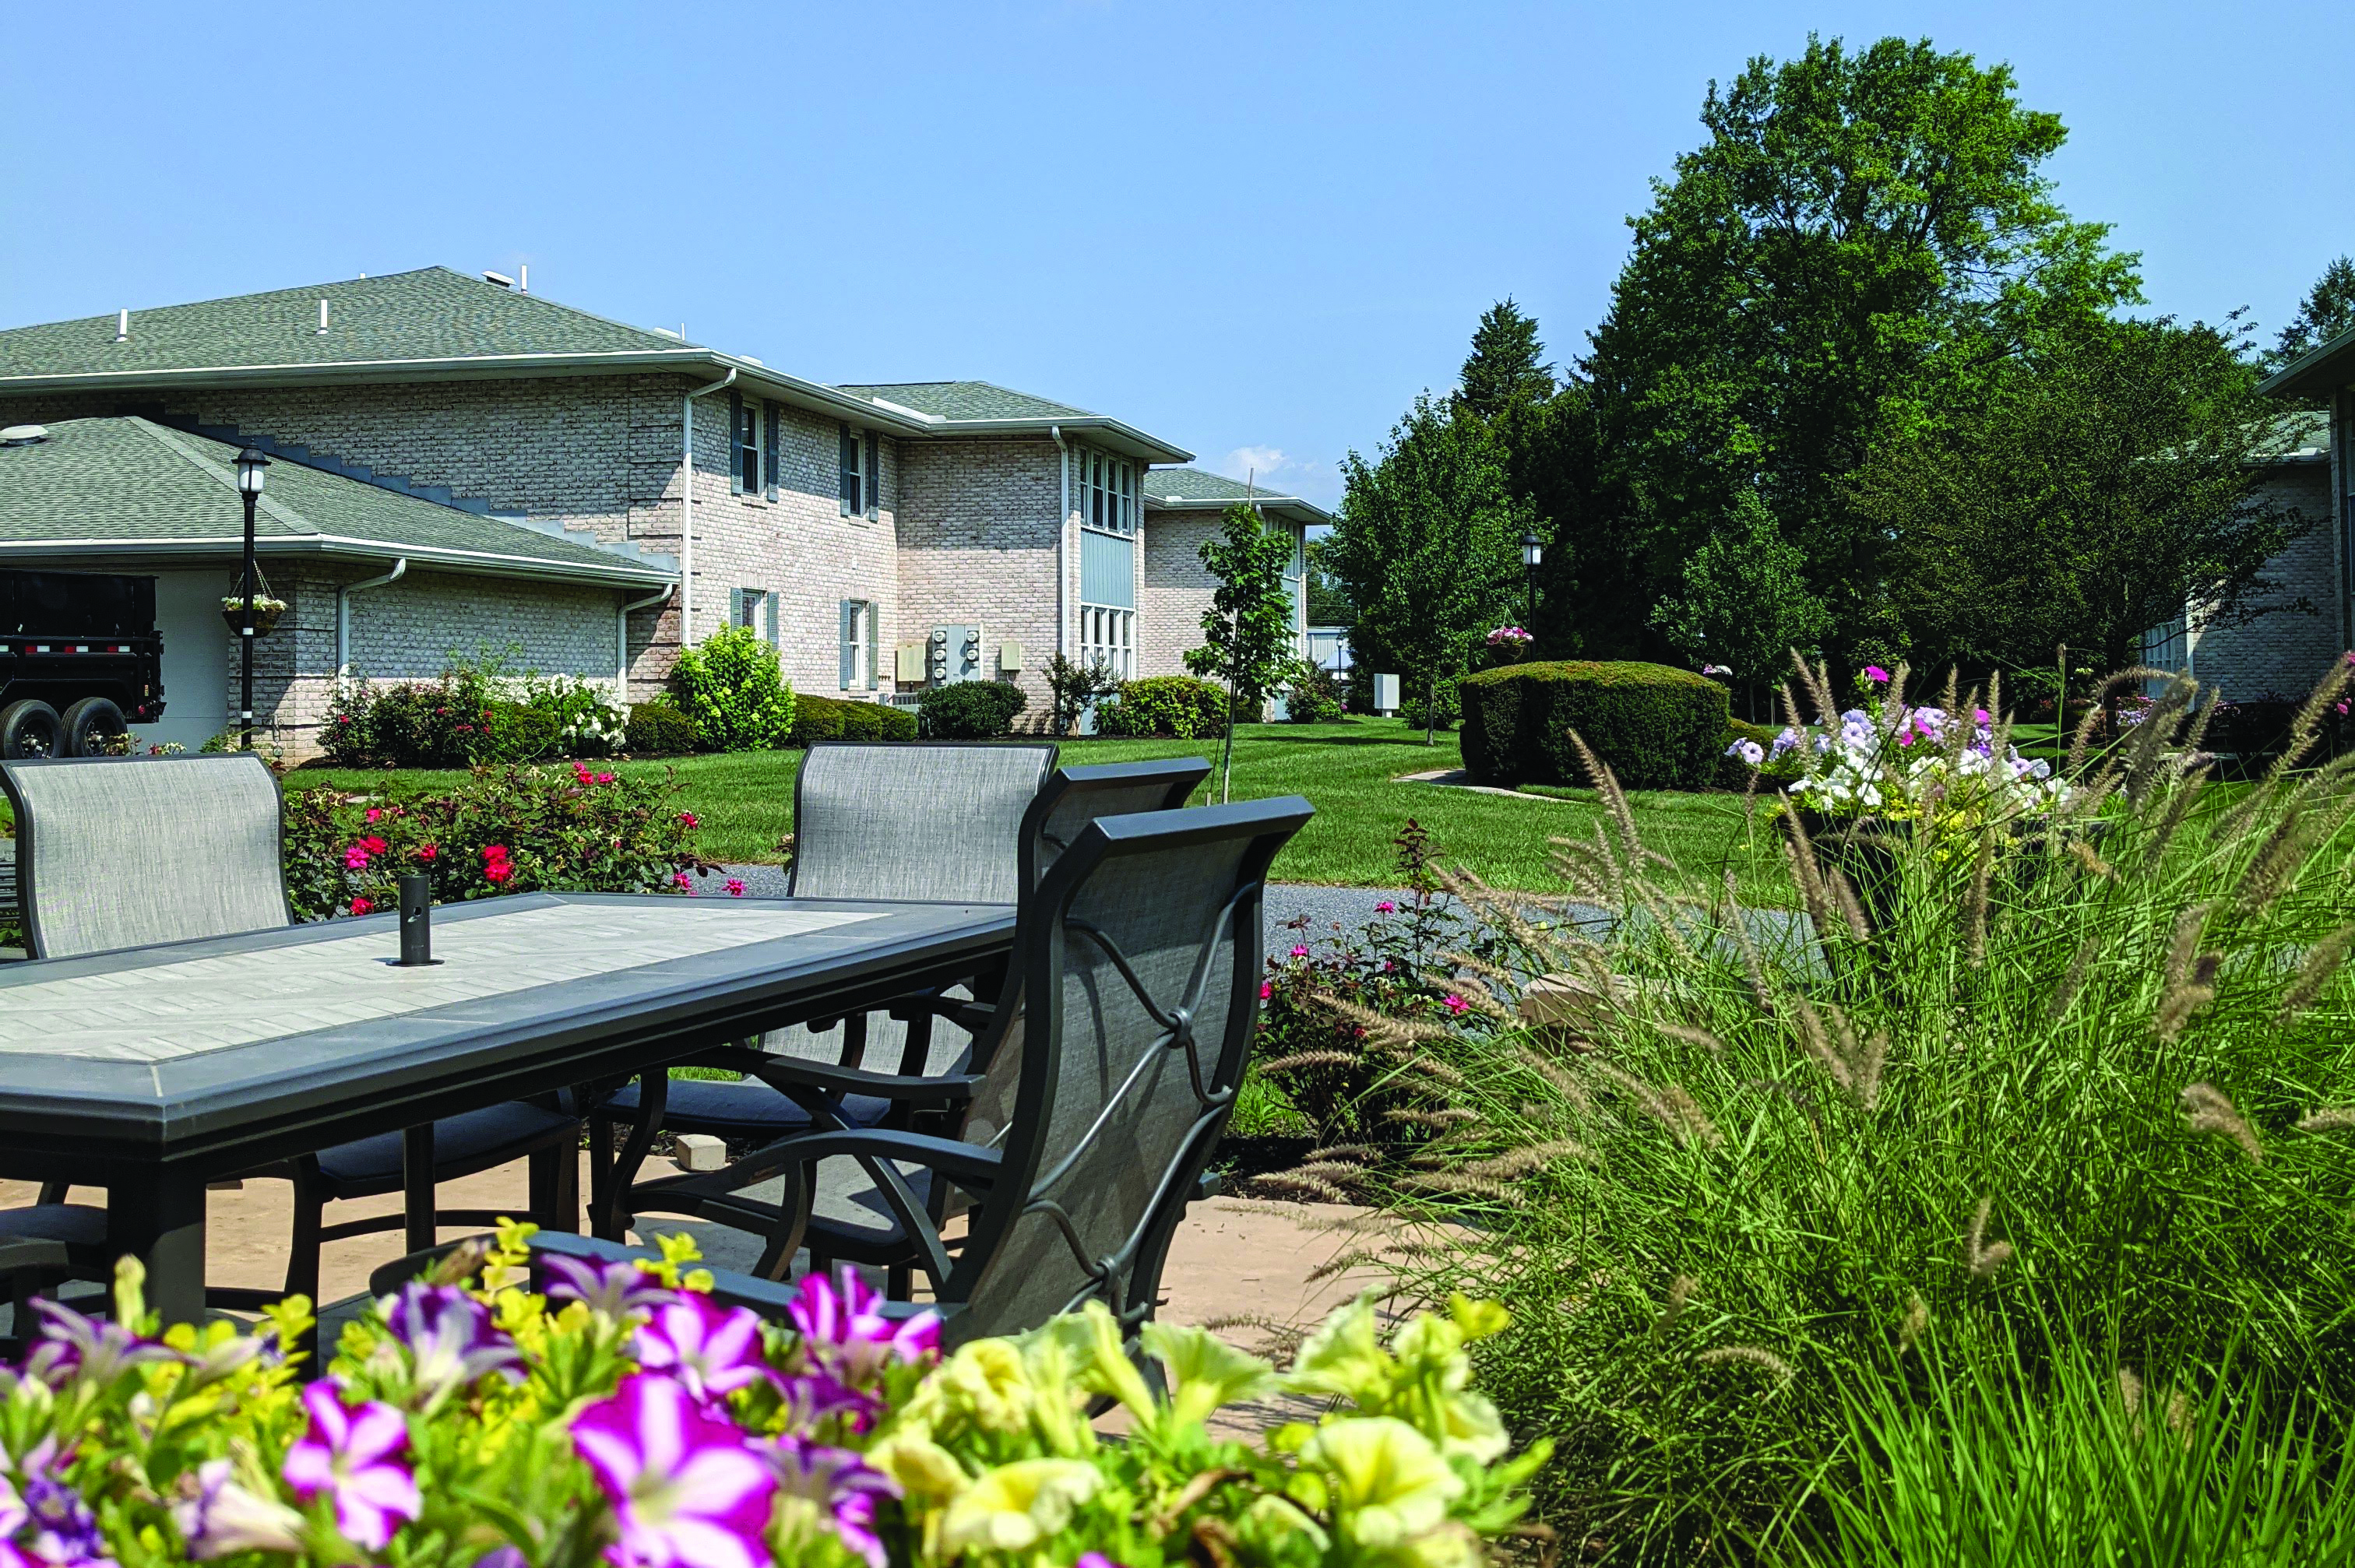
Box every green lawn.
[298,719,1786,898]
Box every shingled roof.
[1140,466,1329,526]
[0,418,674,586]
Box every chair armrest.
[720,1127,1004,1191]
[885,994,998,1032]
[751,1056,985,1105]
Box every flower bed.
[283,764,711,920]
[3,1226,1544,1566]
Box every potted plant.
[1484,624,1535,666]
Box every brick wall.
[1140,507,1219,677]
[2184,462,2343,698]
[896,437,1062,722]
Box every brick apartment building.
[0,267,1317,751]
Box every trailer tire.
[60,697,128,758]
[0,700,62,760]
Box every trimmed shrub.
[915,680,1027,739]
[672,624,795,751]
[790,692,918,746]
[625,699,698,756]
[1459,659,1729,789]
[1094,674,1228,738]
[480,700,561,762]
[1281,659,1346,724]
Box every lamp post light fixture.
[1519,531,1544,630]
[233,445,270,751]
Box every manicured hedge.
[625,700,699,756]
[916,679,1028,739]
[790,692,919,745]
[1459,660,1730,789]
[1095,675,1228,738]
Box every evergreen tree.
[1456,299,1556,424]
[2266,256,2355,374]
[1328,396,1528,743]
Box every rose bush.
[283,763,713,920]
[0,1224,1545,1566]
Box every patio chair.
[0,754,582,1307]
[382,793,1312,1353]
[594,756,1211,1253]
[592,740,1069,1225]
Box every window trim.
[734,395,761,497]
[838,423,863,518]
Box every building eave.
[1142,494,1331,526]
[2258,326,2355,399]
[0,351,940,436]
[0,533,678,589]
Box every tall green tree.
[1649,489,1831,696]
[2265,255,2355,375]
[1303,533,1353,626]
[1575,34,2140,655]
[1183,500,1298,800]
[1328,395,1527,743]
[1456,299,1556,424]
[1853,313,2311,678]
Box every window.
[733,392,761,496]
[838,424,863,517]
[1077,447,1135,536]
[730,588,776,646]
[839,599,880,690]
[1078,605,1134,679]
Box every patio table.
[0,891,1014,1322]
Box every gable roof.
[2259,322,2355,400]
[836,380,1190,462]
[1141,466,1329,526]
[0,418,674,587]
[0,270,1192,458]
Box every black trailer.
[0,569,167,757]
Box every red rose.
[484,860,513,885]
[416,843,438,861]
[350,897,374,916]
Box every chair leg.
[604,1074,667,1240]
[282,1165,324,1307]
[885,1262,913,1301]
[529,1138,581,1235]
[586,1104,615,1239]
[36,1182,67,1206]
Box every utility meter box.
[999,641,1024,675]
[1373,673,1401,715]
[928,624,984,684]
[894,643,926,684]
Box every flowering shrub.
[1731,664,2065,825]
[326,666,628,769]
[283,763,709,920]
[1093,677,1229,740]
[2,1225,1543,1566]
[673,626,796,751]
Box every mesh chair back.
[0,754,291,959]
[952,796,1311,1338]
[1019,758,1209,904]
[787,741,1058,905]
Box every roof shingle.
[834,381,1097,420]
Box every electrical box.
[998,641,1024,675]
[895,643,926,684]
[929,624,983,684]
[1373,673,1401,715]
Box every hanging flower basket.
[220,595,287,637]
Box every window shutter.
[728,587,745,628]
[838,424,854,516]
[864,433,880,520]
[763,403,780,502]
[838,600,856,687]
[727,390,745,495]
[864,601,880,690]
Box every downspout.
[1049,424,1069,661]
[336,557,407,679]
[619,585,674,698]
[681,367,738,647]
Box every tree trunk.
[1424,667,1438,747]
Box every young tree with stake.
[1185,496,1298,801]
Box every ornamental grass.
[1350,657,2355,1561]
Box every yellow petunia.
[1298,1417,1466,1551]
[936,1459,1102,1554]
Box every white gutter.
[336,557,407,677]
[1049,424,1070,661]
[681,367,738,647]
[0,534,674,588]
[619,585,673,696]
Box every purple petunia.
[381,1283,523,1403]
[173,1459,305,1559]
[282,1381,422,1552]
[767,1436,897,1568]
[572,1373,776,1568]
[541,1252,678,1324]
[632,1293,772,1407]
[788,1267,940,1384]
[24,1303,178,1390]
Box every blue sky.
[3,2,2346,508]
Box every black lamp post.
[1519,531,1544,629]
[234,445,270,751]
